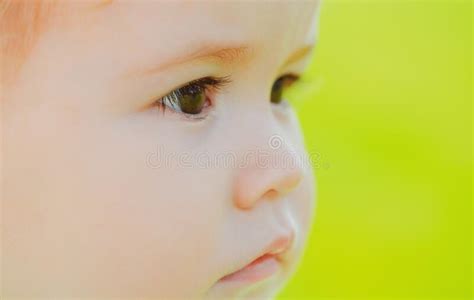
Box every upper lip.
[261,234,294,258]
[249,231,295,265]
[218,231,295,281]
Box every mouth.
[218,253,281,284]
[217,234,293,285]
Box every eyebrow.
[282,44,314,69]
[130,45,253,78]
[126,43,314,78]
[90,0,114,10]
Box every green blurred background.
[279,1,472,299]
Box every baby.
[1,0,320,299]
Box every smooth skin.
[2,1,319,299]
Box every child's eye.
[155,76,230,118]
[154,74,298,120]
[270,74,300,104]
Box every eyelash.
[154,76,231,120]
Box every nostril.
[261,189,278,200]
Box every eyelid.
[275,73,301,90]
[162,76,231,99]
[152,75,231,120]
[281,72,301,81]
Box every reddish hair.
[0,0,57,87]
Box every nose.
[232,135,304,210]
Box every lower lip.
[218,253,281,284]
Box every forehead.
[35,0,319,88]
[63,0,319,50]
[86,0,319,28]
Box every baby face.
[2,1,319,299]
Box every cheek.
[293,165,317,241]
[284,115,318,256]
[3,111,226,296]
[68,126,228,295]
